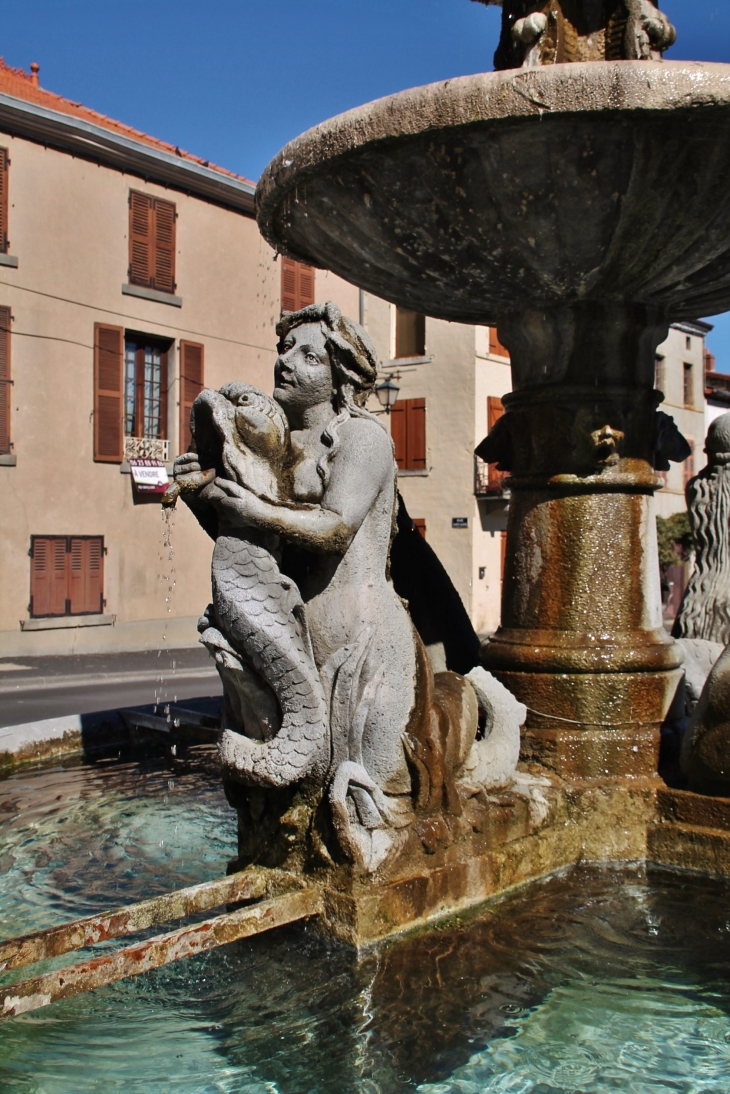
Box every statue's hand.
[173,452,201,480]
[201,477,255,526]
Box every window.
[489,328,509,359]
[683,442,695,489]
[683,362,694,407]
[124,334,170,444]
[413,518,426,539]
[281,257,315,312]
[128,191,176,294]
[686,336,692,351]
[0,149,9,254]
[180,341,204,454]
[94,325,172,463]
[654,355,665,393]
[390,397,426,471]
[0,305,11,454]
[395,309,426,359]
[30,536,104,618]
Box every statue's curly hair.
[276,301,386,487]
[276,301,378,410]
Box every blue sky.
[3,0,730,362]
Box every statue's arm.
[203,419,392,554]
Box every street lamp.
[374,373,400,414]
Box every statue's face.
[274,322,333,416]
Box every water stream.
[1,743,730,1092]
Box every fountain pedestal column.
[481,303,684,780]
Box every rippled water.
[1,744,730,1092]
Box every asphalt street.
[0,649,222,728]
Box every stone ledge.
[0,253,18,268]
[121,283,182,307]
[0,453,16,466]
[20,614,116,632]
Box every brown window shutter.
[298,263,315,307]
[0,304,11,454]
[179,341,204,454]
[153,198,176,293]
[129,191,153,287]
[390,402,406,470]
[406,398,426,470]
[489,328,509,358]
[413,518,426,539]
[94,324,124,463]
[281,257,315,311]
[487,396,506,493]
[68,537,104,615]
[30,537,69,618]
[281,257,298,311]
[0,149,9,254]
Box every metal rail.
[0,870,322,1020]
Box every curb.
[0,666,219,696]
[0,710,124,768]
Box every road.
[0,649,222,728]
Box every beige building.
[0,59,712,656]
[0,60,357,656]
[653,319,711,520]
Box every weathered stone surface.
[476,1,676,71]
[681,643,730,797]
[676,638,724,712]
[172,303,522,875]
[257,62,730,325]
[674,412,730,646]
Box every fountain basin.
[258,60,730,325]
[3,745,730,1090]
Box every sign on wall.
[129,458,169,494]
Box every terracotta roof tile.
[0,57,254,187]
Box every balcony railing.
[124,436,170,462]
[475,454,508,499]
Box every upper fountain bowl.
[257,61,730,326]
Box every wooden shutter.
[94,324,124,462]
[0,149,9,254]
[129,192,152,287]
[406,398,426,470]
[180,341,204,454]
[487,396,505,493]
[69,537,104,615]
[390,402,406,470]
[129,193,176,293]
[298,263,315,307]
[0,305,10,454]
[489,328,510,358]
[413,518,426,539]
[153,198,176,293]
[30,537,69,618]
[281,258,315,312]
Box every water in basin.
[1,742,730,1093]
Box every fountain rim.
[256,58,730,266]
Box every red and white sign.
[129,458,169,494]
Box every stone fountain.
[173,0,730,942]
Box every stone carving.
[674,412,730,647]
[681,643,730,797]
[170,303,524,873]
[471,1,676,69]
